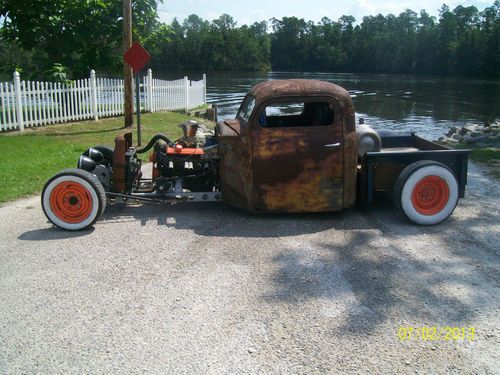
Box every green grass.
[451,144,500,162]
[0,112,210,202]
[467,147,500,163]
[450,143,500,179]
[190,104,210,111]
[467,147,500,179]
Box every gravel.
[0,162,498,374]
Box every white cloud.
[203,11,221,21]
[347,0,492,20]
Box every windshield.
[237,95,256,123]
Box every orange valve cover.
[166,146,204,156]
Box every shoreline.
[437,121,499,177]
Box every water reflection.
[157,71,500,140]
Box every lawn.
[460,145,500,179]
[0,112,205,202]
[459,146,500,162]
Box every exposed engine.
[78,120,220,200]
[150,121,219,193]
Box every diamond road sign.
[123,42,150,73]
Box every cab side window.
[237,96,256,124]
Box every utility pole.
[123,0,133,128]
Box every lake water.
[162,71,500,140]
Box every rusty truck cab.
[217,79,357,213]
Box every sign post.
[123,42,151,146]
[135,73,142,146]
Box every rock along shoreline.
[438,121,500,148]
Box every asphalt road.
[0,162,499,374]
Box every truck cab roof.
[248,79,353,107]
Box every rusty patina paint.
[217,119,254,210]
[251,123,344,212]
[112,133,130,193]
[219,79,358,213]
[247,79,353,104]
[373,163,405,191]
[342,107,357,208]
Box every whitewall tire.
[393,161,459,225]
[41,169,106,230]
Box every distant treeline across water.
[150,2,500,78]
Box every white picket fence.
[0,70,207,132]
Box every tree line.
[0,0,161,80]
[1,1,499,81]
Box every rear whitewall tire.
[394,161,459,225]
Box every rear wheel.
[393,160,459,225]
[42,169,106,230]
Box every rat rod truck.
[41,79,471,230]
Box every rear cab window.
[258,100,335,128]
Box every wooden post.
[212,104,218,122]
[13,71,24,131]
[123,0,133,128]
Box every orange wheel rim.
[50,181,93,223]
[411,176,450,215]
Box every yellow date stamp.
[397,326,476,342]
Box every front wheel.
[42,169,106,230]
[393,160,459,225]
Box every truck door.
[218,96,255,210]
[251,98,344,212]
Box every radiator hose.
[135,134,173,154]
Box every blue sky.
[158,0,494,26]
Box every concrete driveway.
[0,163,498,374]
